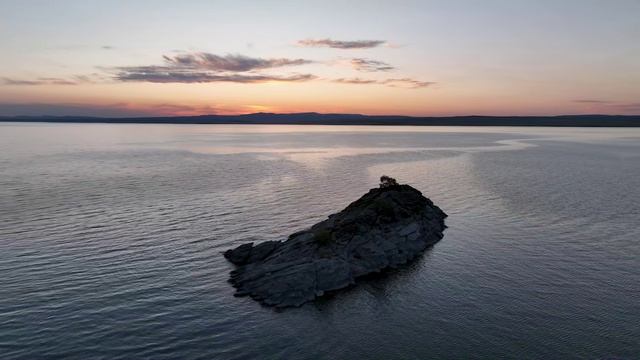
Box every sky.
[0,0,639,117]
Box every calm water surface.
[1,123,639,359]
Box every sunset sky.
[1,0,639,117]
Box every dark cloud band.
[332,77,434,89]
[162,53,312,72]
[350,58,394,72]
[111,52,315,84]
[114,69,316,84]
[298,38,386,49]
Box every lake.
[1,123,639,359]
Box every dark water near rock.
[1,123,639,359]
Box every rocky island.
[224,176,448,308]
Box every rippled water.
[1,123,639,359]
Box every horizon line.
[2,112,640,119]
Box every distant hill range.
[2,112,640,127]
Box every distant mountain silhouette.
[1,112,639,127]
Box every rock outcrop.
[224,177,447,308]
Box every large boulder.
[224,178,447,308]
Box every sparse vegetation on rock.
[379,175,398,188]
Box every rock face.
[224,179,447,308]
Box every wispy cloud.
[333,77,379,85]
[2,78,42,86]
[350,58,394,72]
[162,53,312,71]
[332,77,434,89]
[613,102,640,112]
[574,99,612,104]
[298,38,386,49]
[3,48,432,89]
[573,99,640,113]
[383,78,434,89]
[2,77,78,86]
[0,102,153,117]
[0,102,229,117]
[1,74,106,86]
[38,77,78,85]
[150,103,218,115]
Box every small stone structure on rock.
[224,177,447,308]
